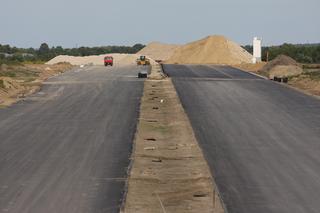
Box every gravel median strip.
[122,65,225,213]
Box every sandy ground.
[268,65,303,78]
[46,54,157,66]
[123,67,224,213]
[138,42,180,62]
[166,35,252,65]
[289,71,320,96]
[235,62,320,97]
[233,62,266,72]
[0,63,73,106]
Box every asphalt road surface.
[163,64,320,213]
[0,65,147,213]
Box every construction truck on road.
[104,56,114,66]
[136,56,150,66]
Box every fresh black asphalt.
[0,65,146,213]
[163,64,320,213]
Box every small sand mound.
[269,65,303,78]
[261,55,300,72]
[138,42,180,61]
[261,55,303,78]
[46,54,156,66]
[166,35,252,65]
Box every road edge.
[233,66,320,100]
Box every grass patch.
[289,70,320,82]
[23,77,37,82]
[305,71,320,80]
[0,69,39,79]
[23,60,46,65]
[0,71,16,77]
[302,64,320,69]
[0,79,4,88]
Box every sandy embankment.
[0,63,73,106]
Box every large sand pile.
[166,35,252,65]
[46,54,156,66]
[260,55,303,78]
[138,42,180,61]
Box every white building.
[252,37,262,63]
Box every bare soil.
[233,62,266,72]
[289,70,320,96]
[166,35,252,65]
[46,54,156,66]
[0,63,73,106]
[237,60,320,97]
[123,68,224,212]
[138,42,180,62]
[257,55,303,78]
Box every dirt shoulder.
[0,63,74,107]
[233,62,266,73]
[123,66,224,212]
[234,63,320,97]
[288,70,320,96]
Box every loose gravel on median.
[122,67,225,213]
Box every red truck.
[104,56,113,66]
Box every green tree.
[132,44,145,53]
[38,43,50,60]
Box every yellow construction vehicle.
[136,55,150,66]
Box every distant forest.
[243,43,320,64]
[0,43,145,64]
[1,42,320,65]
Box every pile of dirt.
[260,55,303,78]
[261,55,300,72]
[46,54,156,66]
[166,35,253,65]
[268,65,303,78]
[138,42,180,61]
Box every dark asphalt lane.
[0,65,146,213]
[163,64,320,213]
[164,64,259,79]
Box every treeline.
[0,43,145,65]
[2,42,320,65]
[243,43,320,63]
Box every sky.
[0,0,319,48]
